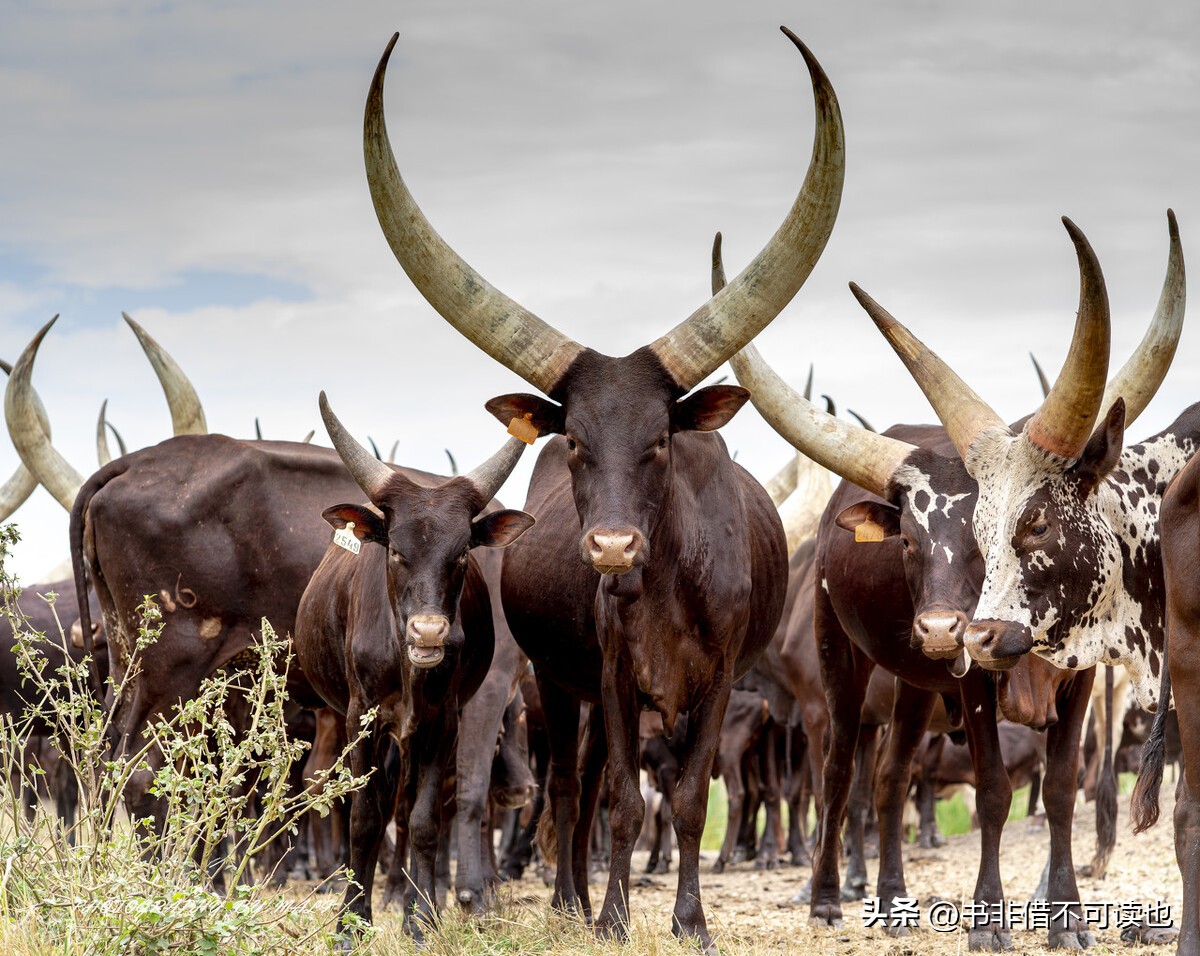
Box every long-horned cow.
[362,25,843,947]
[851,214,1188,950]
[293,395,537,936]
[722,213,1183,949]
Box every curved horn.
[464,437,529,504]
[713,230,913,498]
[123,313,207,435]
[365,34,584,396]
[1030,353,1051,399]
[444,449,459,477]
[5,318,86,511]
[387,440,399,465]
[1094,208,1185,430]
[302,430,315,444]
[763,453,800,507]
[650,27,844,390]
[731,343,916,498]
[850,282,1009,462]
[255,417,263,440]
[847,409,875,432]
[97,400,114,467]
[0,359,50,522]
[318,392,395,501]
[368,436,383,461]
[108,421,127,457]
[820,394,836,416]
[1024,219,1111,459]
[803,364,814,402]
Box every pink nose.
[914,611,967,656]
[584,530,640,574]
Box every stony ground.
[419,776,1184,956]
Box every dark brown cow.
[293,395,536,936]
[362,25,843,947]
[724,215,1181,950]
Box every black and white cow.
[855,212,1189,950]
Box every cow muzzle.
[406,615,449,668]
[582,528,645,575]
[913,610,967,658]
[964,619,1033,671]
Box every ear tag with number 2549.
[333,522,361,555]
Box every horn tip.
[1167,208,1179,239]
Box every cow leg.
[786,727,812,866]
[536,675,587,916]
[594,653,643,943]
[757,725,783,871]
[573,704,607,912]
[453,668,510,914]
[874,683,936,933]
[713,728,750,873]
[340,711,397,931]
[665,674,734,951]
[404,710,458,943]
[653,760,676,874]
[916,734,947,848]
[809,590,871,927]
[842,721,879,901]
[959,675,1013,952]
[1041,671,1094,950]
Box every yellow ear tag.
[854,519,887,543]
[508,414,538,445]
[333,521,362,555]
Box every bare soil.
[479,777,1183,955]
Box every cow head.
[319,394,536,668]
[363,27,845,577]
[855,213,1184,694]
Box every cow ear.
[835,500,902,538]
[471,509,536,548]
[322,504,387,544]
[670,385,750,433]
[485,394,565,436]
[1072,398,1125,493]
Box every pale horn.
[715,232,916,499]
[364,34,583,397]
[463,437,532,504]
[1093,208,1184,430]
[5,318,86,511]
[319,391,397,502]
[649,27,845,391]
[0,358,51,521]
[123,313,207,435]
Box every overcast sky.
[1,1,1197,583]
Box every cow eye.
[1031,522,1050,537]
[899,535,912,552]
[657,435,669,450]
[566,437,577,452]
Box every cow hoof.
[1047,928,1095,950]
[654,860,671,875]
[1120,924,1178,945]
[968,928,1014,951]
[456,889,484,915]
[712,859,726,874]
[790,880,813,906]
[840,882,867,902]
[595,917,629,943]
[809,903,843,927]
[884,924,915,938]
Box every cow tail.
[1130,654,1172,834]
[70,461,127,703]
[1092,665,1117,873]
[536,793,558,862]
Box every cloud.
[0,0,1197,582]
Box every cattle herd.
[0,24,1195,956]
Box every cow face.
[325,478,533,668]
[964,408,1128,673]
[836,447,981,664]
[488,349,749,575]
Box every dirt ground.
[484,777,1184,955]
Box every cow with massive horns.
[362,24,842,946]
[723,212,1183,949]
[851,215,1190,950]
[293,394,537,936]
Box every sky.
[1,1,1197,583]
